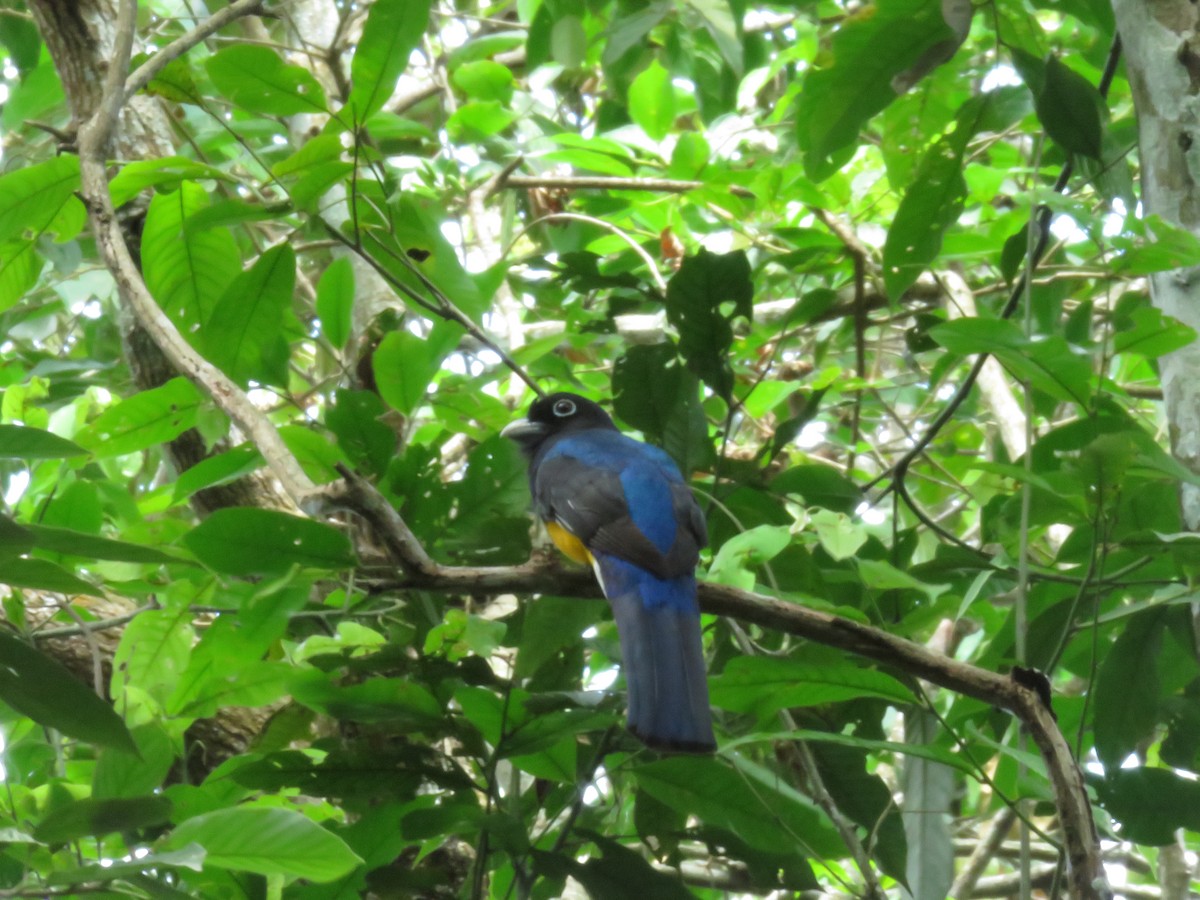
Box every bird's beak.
[500,418,548,442]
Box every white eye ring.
[552,398,576,417]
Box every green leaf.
[163,807,362,882]
[0,630,136,753]
[884,97,1001,299]
[708,525,792,590]
[796,0,954,180]
[173,445,264,502]
[346,0,432,123]
[0,557,100,596]
[855,557,948,600]
[771,465,861,514]
[451,60,514,102]
[0,14,40,73]
[0,155,84,245]
[326,389,393,477]
[93,723,177,799]
[185,507,355,575]
[75,377,205,457]
[373,321,463,415]
[204,244,296,387]
[108,156,231,208]
[142,183,241,334]
[111,607,194,708]
[665,249,753,401]
[542,833,696,900]
[25,525,178,564]
[550,15,588,68]
[205,45,327,115]
[447,101,518,139]
[292,675,444,726]
[1114,216,1200,275]
[0,516,34,561]
[1093,607,1166,769]
[1036,56,1103,160]
[1112,307,1197,359]
[810,509,869,561]
[628,59,675,141]
[47,846,206,885]
[1094,767,1200,845]
[687,0,743,74]
[709,656,915,715]
[634,755,843,858]
[34,796,171,844]
[0,425,86,459]
[930,318,1092,405]
[316,257,355,349]
[0,240,44,313]
[612,343,711,475]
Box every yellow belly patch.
[546,520,593,565]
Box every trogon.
[502,392,715,753]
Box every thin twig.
[504,174,755,199]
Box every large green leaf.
[184,508,355,574]
[372,321,463,415]
[795,0,955,180]
[141,183,241,333]
[205,45,328,115]
[1093,607,1167,769]
[108,156,231,208]
[1094,767,1200,845]
[884,95,1005,300]
[26,524,179,565]
[665,249,753,401]
[34,796,172,843]
[0,516,34,561]
[203,244,295,387]
[0,557,100,596]
[0,425,86,459]
[0,154,84,245]
[315,257,355,350]
[345,0,433,123]
[75,377,205,457]
[0,630,136,753]
[628,59,675,141]
[163,807,362,882]
[0,240,43,313]
[930,318,1093,405]
[634,755,844,858]
[1036,55,1104,160]
[110,607,195,707]
[709,656,915,715]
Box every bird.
[502,392,715,753]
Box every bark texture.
[1113,0,1200,528]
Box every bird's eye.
[552,398,576,417]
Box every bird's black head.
[501,392,616,455]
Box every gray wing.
[532,454,704,580]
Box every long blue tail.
[594,553,715,753]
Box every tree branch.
[76,0,318,509]
[122,0,265,104]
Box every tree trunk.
[1112,0,1200,529]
